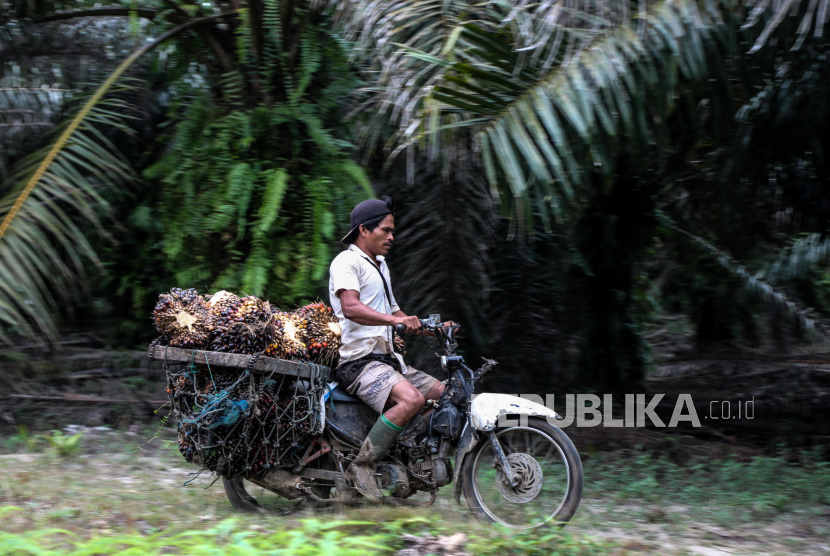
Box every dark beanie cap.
[340,196,395,244]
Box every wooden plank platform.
[149,345,330,381]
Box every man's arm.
[338,290,421,333]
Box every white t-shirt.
[329,244,403,367]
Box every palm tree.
[3,0,829,390]
[338,0,830,386]
[0,0,370,346]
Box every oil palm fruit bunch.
[206,290,240,313]
[277,395,312,440]
[172,287,200,305]
[211,367,245,392]
[177,423,199,464]
[393,332,407,356]
[296,301,342,366]
[152,289,214,348]
[210,296,275,354]
[264,310,308,360]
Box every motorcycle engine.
[410,457,453,490]
[377,462,410,498]
[377,457,453,497]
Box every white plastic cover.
[470,393,561,431]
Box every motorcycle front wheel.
[461,417,583,529]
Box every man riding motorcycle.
[328,196,450,502]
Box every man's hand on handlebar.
[394,318,460,336]
[394,315,422,335]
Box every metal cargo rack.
[149,340,332,477]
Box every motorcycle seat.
[329,383,361,403]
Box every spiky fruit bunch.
[296,301,341,366]
[394,332,407,356]
[264,311,308,360]
[209,296,275,354]
[152,289,214,348]
[206,290,240,314]
[177,423,199,463]
[193,365,245,395]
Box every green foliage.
[141,6,370,313]
[347,0,732,227]
[0,92,137,346]
[344,0,830,385]
[0,511,611,555]
[585,449,830,522]
[39,431,84,457]
[5,426,41,453]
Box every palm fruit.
[393,332,407,356]
[152,288,214,348]
[264,310,308,360]
[177,423,199,464]
[172,287,200,305]
[296,300,342,366]
[209,296,275,355]
[206,290,240,313]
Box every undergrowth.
[0,509,610,555]
[584,449,830,522]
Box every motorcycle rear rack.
[149,344,330,381]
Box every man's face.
[360,214,395,256]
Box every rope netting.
[162,346,327,478]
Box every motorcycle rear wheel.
[223,468,333,513]
[461,417,583,529]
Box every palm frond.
[383,145,499,370]
[0,102,135,346]
[0,15,235,346]
[668,222,824,340]
[348,0,723,224]
[339,0,626,164]
[758,234,830,286]
[742,0,830,52]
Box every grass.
[582,449,830,525]
[0,511,610,555]
[1,426,829,554]
[0,427,611,555]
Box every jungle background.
[1,0,830,553]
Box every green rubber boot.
[345,414,403,502]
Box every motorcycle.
[222,315,583,529]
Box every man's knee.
[390,382,425,413]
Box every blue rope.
[324,382,336,414]
[182,391,248,430]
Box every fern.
[291,27,323,105]
[140,12,367,310]
[260,0,284,86]
[235,8,253,69]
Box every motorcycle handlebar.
[395,320,459,335]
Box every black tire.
[222,475,333,513]
[461,417,583,529]
[223,476,265,513]
[222,455,335,513]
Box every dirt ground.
[1,425,828,555]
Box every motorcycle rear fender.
[452,393,562,503]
